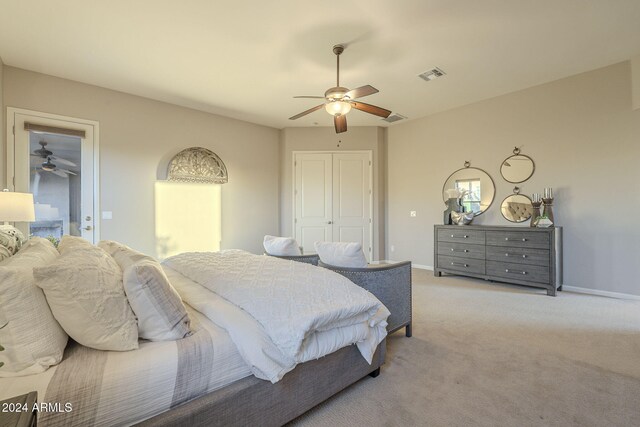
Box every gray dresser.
[434,225,562,296]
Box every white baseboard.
[562,286,640,301]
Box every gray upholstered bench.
[264,253,320,266]
[318,261,412,337]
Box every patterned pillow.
[98,240,191,341]
[0,228,20,262]
[34,245,139,351]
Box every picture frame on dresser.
[434,225,563,296]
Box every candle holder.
[531,200,542,227]
[542,197,554,224]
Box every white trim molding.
[561,286,640,301]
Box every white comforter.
[163,250,389,383]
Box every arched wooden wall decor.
[167,147,228,184]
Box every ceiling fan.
[289,44,392,134]
[31,142,78,177]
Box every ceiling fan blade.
[289,104,325,120]
[293,96,325,99]
[345,85,378,100]
[334,115,347,134]
[58,168,77,175]
[351,101,392,118]
[51,170,68,178]
[50,156,77,167]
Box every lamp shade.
[0,191,36,222]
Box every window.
[455,178,481,213]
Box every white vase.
[536,217,553,228]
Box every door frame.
[292,150,373,257]
[6,107,101,240]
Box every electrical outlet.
[410,211,417,217]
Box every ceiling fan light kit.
[289,44,392,134]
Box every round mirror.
[500,148,535,183]
[501,194,533,223]
[442,163,495,217]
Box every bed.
[0,244,388,426]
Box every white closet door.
[294,153,333,254]
[332,152,372,260]
[293,151,372,260]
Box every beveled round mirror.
[501,188,533,223]
[442,161,496,217]
[500,147,535,183]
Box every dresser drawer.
[486,261,549,284]
[437,228,485,245]
[486,230,549,249]
[486,246,549,267]
[438,255,485,275]
[437,241,485,260]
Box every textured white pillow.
[56,235,93,254]
[0,267,68,377]
[34,245,139,351]
[263,235,302,256]
[314,241,368,268]
[0,238,67,377]
[98,240,191,341]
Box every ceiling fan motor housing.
[324,86,350,101]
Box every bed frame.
[137,341,385,427]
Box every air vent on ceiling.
[382,113,407,123]
[418,67,446,82]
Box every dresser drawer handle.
[504,253,527,258]
[505,269,527,275]
[451,248,469,253]
[451,234,469,239]
[451,262,469,267]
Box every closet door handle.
[326,221,333,224]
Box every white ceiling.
[1,1,640,130]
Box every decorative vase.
[530,201,542,228]
[451,211,474,226]
[536,217,553,228]
[443,197,462,225]
[542,197,554,225]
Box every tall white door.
[294,152,372,260]
[294,153,333,251]
[7,109,99,243]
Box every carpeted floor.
[290,269,640,427]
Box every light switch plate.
[102,211,113,220]
[410,211,417,217]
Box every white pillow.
[263,235,302,256]
[0,238,68,377]
[0,237,60,267]
[33,245,139,351]
[98,240,191,341]
[314,241,368,268]
[56,235,93,254]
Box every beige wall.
[2,66,280,257]
[388,61,640,296]
[279,126,386,260]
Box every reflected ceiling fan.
[31,141,77,177]
[289,44,392,133]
